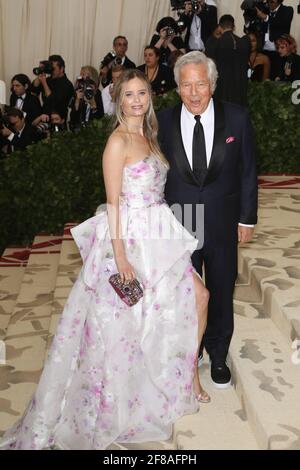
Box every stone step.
[235,188,300,344]
[46,224,260,451]
[109,356,259,450]
[228,312,300,450]
[0,247,29,340]
[0,235,62,434]
[46,224,81,352]
[173,356,259,450]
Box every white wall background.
[0,0,299,102]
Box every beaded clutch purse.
[109,274,143,307]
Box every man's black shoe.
[211,361,231,389]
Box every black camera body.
[101,52,123,69]
[76,77,96,100]
[166,26,176,37]
[33,60,54,76]
[51,123,65,134]
[191,0,201,13]
[36,121,65,135]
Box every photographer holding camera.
[0,107,41,155]
[33,108,67,138]
[150,17,186,66]
[32,55,74,119]
[178,1,218,52]
[70,66,104,130]
[99,37,136,88]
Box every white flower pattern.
[0,154,199,450]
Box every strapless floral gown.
[0,154,199,450]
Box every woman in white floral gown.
[0,69,210,450]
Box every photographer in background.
[150,17,186,66]
[0,108,40,154]
[101,65,124,115]
[10,74,42,125]
[138,46,176,95]
[32,55,74,119]
[32,108,67,138]
[70,66,104,130]
[179,0,218,51]
[99,37,136,88]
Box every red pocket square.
[226,136,236,144]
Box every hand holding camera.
[255,5,267,20]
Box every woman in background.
[138,46,176,95]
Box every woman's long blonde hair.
[112,69,169,167]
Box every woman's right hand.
[116,256,136,283]
[159,27,168,40]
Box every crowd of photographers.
[1,0,299,158]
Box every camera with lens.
[33,60,54,76]
[35,121,50,135]
[101,51,124,69]
[50,123,65,134]
[75,77,96,100]
[101,51,123,68]
[191,0,201,13]
[166,26,176,37]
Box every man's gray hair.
[174,51,218,93]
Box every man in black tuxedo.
[10,74,42,124]
[158,51,258,388]
[179,0,218,51]
[100,36,136,88]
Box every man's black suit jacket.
[206,32,251,106]
[157,101,258,246]
[10,93,42,124]
[262,4,294,43]
[8,124,40,152]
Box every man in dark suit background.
[100,36,136,88]
[0,108,40,154]
[158,51,258,388]
[10,74,42,125]
[206,15,251,106]
[179,0,218,51]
